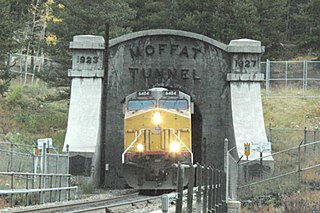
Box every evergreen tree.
[293,0,320,54]
[46,0,136,66]
[0,0,20,63]
[254,0,287,59]
[128,0,177,30]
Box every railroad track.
[14,192,161,213]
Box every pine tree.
[293,0,320,54]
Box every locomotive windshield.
[160,99,188,110]
[128,99,156,111]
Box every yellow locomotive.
[122,88,193,189]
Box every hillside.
[0,82,69,151]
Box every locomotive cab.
[122,88,193,189]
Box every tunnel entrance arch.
[104,30,231,188]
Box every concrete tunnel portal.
[63,29,273,188]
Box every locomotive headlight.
[136,144,144,152]
[153,112,161,125]
[170,141,180,153]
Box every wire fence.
[268,124,320,150]
[236,138,320,200]
[0,141,73,207]
[0,142,68,174]
[0,172,76,207]
[262,60,320,98]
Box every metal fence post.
[314,129,317,151]
[39,174,43,204]
[304,127,307,152]
[285,61,288,93]
[25,173,29,206]
[176,162,184,213]
[50,175,53,202]
[66,144,70,174]
[222,172,227,212]
[217,170,222,213]
[42,143,47,203]
[10,143,13,171]
[298,140,303,188]
[303,60,307,96]
[10,172,14,207]
[224,138,229,201]
[196,163,202,213]
[68,175,71,200]
[56,155,58,174]
[269,123,272,143]
[266,59,270,97]
[213,167,217,212]
[208,167,213,212]
[203,166,208,213]
[43,143,47,174]
[59,175,62,202]
[187,163,195,213]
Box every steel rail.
[72,195,161,213]
[14,192,140,213]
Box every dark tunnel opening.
[191,102,202,165]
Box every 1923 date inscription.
[77,56,99,64]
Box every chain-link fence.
[262,60,320,98]
[0,142,68,174]
[237,140,320,200]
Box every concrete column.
[226,39,274,202]
[63,35,105,186]
[227,38,264,82]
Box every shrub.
[5,84,28,109]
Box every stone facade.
[105,30,232,187]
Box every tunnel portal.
[64,30,272,188]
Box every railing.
[0,172,77,207]
[0,142,75,207]
[161,163,226,213]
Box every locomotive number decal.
[163,90,179,96]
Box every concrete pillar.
[227,38,265,82]
[226,38,274,198]
[63,35,105,186]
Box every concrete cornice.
[228,38,265,53]
[109,29,229,51]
